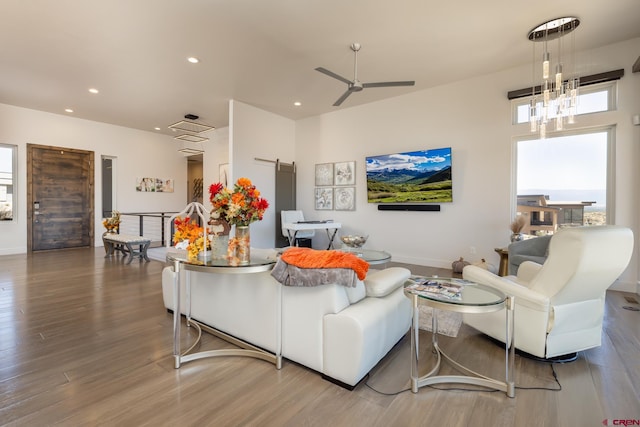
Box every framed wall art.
[136,177,174,192]
[334,187,355,211]
[334,161,355,186]
[315,187,334,210]
[315,163,334,186]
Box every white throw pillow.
[364,267,411,297]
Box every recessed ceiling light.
[154,127,161,131]
[65,108,74,113]
[88,88,99,94]
[294,101,302,107]
[187,57,199,64]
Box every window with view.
[0,144,16,221]
[513,81,615,236]
[515,129,612,235]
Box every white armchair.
[462,225,634,359]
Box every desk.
[283,221,342,249]
[404,277,515,397]
[168,254,280,369]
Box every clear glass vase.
[229,225,250,265]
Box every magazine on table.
[406,276,472,301]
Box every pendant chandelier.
[528,17,580,138]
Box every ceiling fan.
[315,43,415,106]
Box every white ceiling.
[2,1,639,136]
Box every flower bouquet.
[173,216,209,260]
[102,210,121,233]
[209,177,269,265]
[209,178,269,227]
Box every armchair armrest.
[516,261,543,283]
[462,265,549,312]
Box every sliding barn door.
[275,161,296,248]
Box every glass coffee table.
[339,248,391,265]
[404,276,515,397]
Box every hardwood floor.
[1,248,638,426]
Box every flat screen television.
[365,147,452,203]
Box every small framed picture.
[315,187,334,210]
[315,163,334,186]
[334,187,355,211]
[334,161,355,186]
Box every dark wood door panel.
[28,145,94,252]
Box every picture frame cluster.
[314,161,356,211]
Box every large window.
[515,129,612,233]
[0,144,16,221]
[513,80,616,235]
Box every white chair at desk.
[281,210,315,246]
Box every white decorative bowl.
[340,235,368,248]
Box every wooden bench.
[102,233,151,264]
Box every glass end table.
[404,276,515,397]
[167,254,280,369]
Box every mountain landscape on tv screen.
[366,148,452,203]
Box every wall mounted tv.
[366,147,452,203]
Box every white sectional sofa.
[161,250,412,388]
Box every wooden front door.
[27,144,94,251]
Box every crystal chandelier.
[528,17,580,138]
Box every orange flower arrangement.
[209,177,269,227]
[102,210,121,232]
[173,216,209,259]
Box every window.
[513,77,616,234]
[0,144,16,221]
[515,129,612,233]
[513,81,617,125]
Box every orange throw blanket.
[280,247,369,280]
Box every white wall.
[0,104,187,254]
[229,100,296,248]
[295,37,640,292]
[202,125,230,196]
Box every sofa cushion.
[364,267,411,297]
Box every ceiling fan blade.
[333,89,354,106]
[362,81,415,88]
[315,67,353,85]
